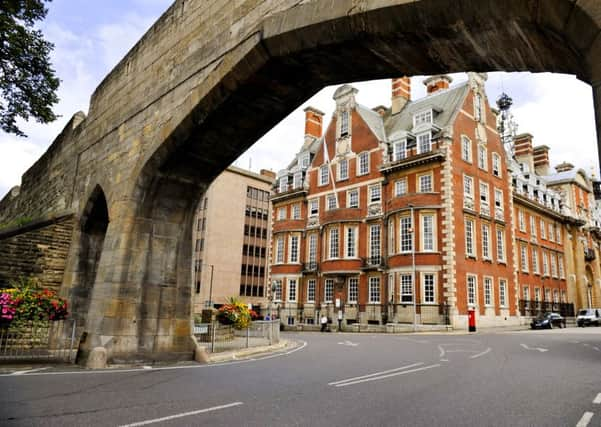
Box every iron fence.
[194,320,280,353]
[519,300,575,318]
[267,303,450,327]
[0,319,78,363]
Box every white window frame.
[292,204,301,220]
[338,159,349,181]
[274,280,283,302]
[347,188,359,208]
[345,226,358,258]
[319,165,329,186]
[478,145,487,170]
[496,227,506,262]
[348,277,358,304]
[289,234,300,264]
[484,276,493,307]
[551,253,558,278]
[464,175,474,199]
[518,210,526,231]
[494,188,503,212]
[558,254,565,278]
[308,233,317,264]
[400,215,413,253]
[393,140,407,161]
[401,274,413,303]
[293,172,302,189]
[540,219,546,239]
[307,279,316,303]
[413,109,433,127]
[465,218,475,257]
[542,251,549,276]
[420,213,436,252]
[276,237,285,264]
[369,276,381,304]
[279,177,288,193]
[329,227,339,259]
[358,152,369,176]
[309,199,319,217]
[548,223,554,242]
[492,152,501,177]
[367,224,381,260]
[479,181,489,207]
[395,178,408,197]
[520,244,528,272]
[532,248,539,275]
[369,184,382,203]
[461,136,472,163]
[418,173,433,193]
[417,132,432,154]
[474,93,483,122]
[422,273,436,304]
[530,216,537,238]
[523,285,530,302]
[277,207,286,221]
[325,279,334,303]
[327,194,337,210]
[288,278,297,302]
[340,110,350,136]
[482,223,491,260]
[467,274,478,306]
[499,279,507,307]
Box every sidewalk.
[204,339,292,363]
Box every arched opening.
[72,186,109,327]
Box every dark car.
[530,312,566,329]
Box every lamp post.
[409,204,417,332]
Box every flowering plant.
[216,297,252,329]
[1,277,69,325]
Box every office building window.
[288,279,297,302]
[307,279,316,303]
[347,189,359,208]
[400,216,413,252]
[348,278,358,303]
[325,279,334,302]
[467,275,477,306]
[369,277,381,303]
[329,228,339,259]
[401,274,413,302]
[423,273,435,304]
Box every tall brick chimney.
[391,77,411,115]
[514,133,534,173]
[423,75,453,95]
[555,162,575,173]
[303,106,324,139]
[533,145,550,176]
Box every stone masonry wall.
[0,216,75,291]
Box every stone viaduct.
[0,0,600,363]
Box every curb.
[205,340,292,363]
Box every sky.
[0,1,598,198]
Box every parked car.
[531,312,566,329]
[576,308,601,327]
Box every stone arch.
[79,0,601,361]
[71,185,109,328]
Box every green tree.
[0,0,59,137]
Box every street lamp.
[408,204,417,332]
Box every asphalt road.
[1,328,601,427]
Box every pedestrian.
[265,314,270,321]
[320,314,328,332]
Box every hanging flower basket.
[216,298,252,329]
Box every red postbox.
[468,308,476,332]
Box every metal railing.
[519,300,575,318]
[0,319,78,363]
[270,303,450,327]
[194,320,280,353]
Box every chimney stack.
[303,107,324,140]
[533,145,550,176]
[423,75,453,95]
[555,162,575,173]
[260,169,276,181]
[391,77,411,115]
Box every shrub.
[1,277,69,325]
[216,297,252,329]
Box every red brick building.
[269,73,529,330]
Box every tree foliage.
[0,0,59,137]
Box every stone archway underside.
[1,0,600,362]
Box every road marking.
[593,393,601,404]
[470,347,492,359]
[520,343,548,353]
[576,411,594,427]
[328,363,424,386]
[337,340,359,347]
[10,367,49,375]
[583,343,590,347]
[118,401,244,427]
[438,345,446,358]
[593,347,600,352]
[0,340,308,377]
[142,366,152,370]
[333,364,440,388]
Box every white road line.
[576,411,594,427]
[0,340,308,377]
[10,367,49,376]
[328,363,423,386]
[334,364,441,388]
[470,348,492,359]
[520,343,548,353]
[438,345,446,358]
[593,347,600,352]
[593,393,601,404]
[118,402,243,427]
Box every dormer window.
[393,140,407,161]
[293,172,302,189]
[417,132,432,154]
[340,110,349,136]
[279,177,288,193]
[300,152,310,169]
[413,109,432,127]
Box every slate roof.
[384,83,470,141]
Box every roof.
[546,168,590,188]
[356,104,387,142]
[384,83,470,141]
